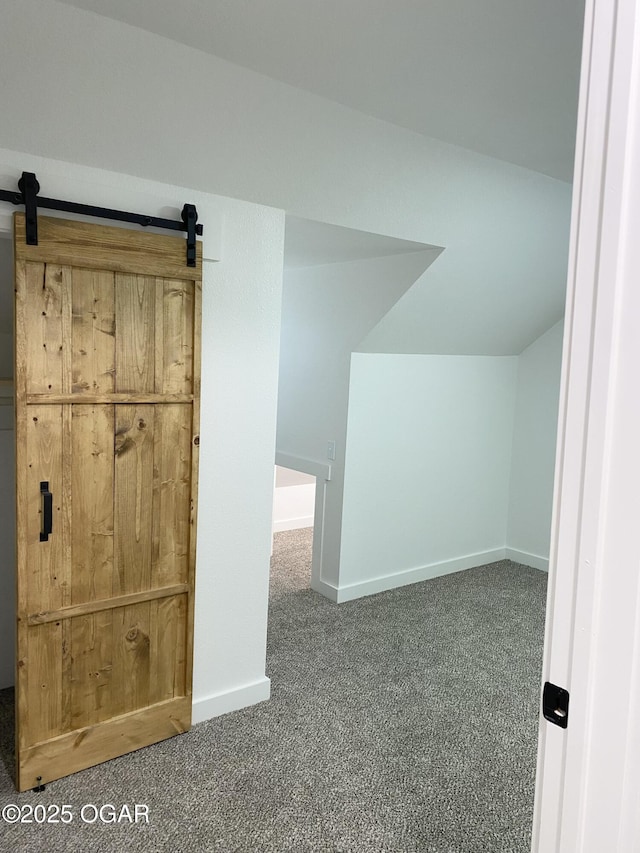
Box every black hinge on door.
[543,681,570,729]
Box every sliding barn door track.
[0,171,203,267]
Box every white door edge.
[533,0,640,850]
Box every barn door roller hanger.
[0,171,202,267]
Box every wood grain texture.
[114,405,154,595]
[111,603,151,716]
[27,393,193,405]
[70,610,113,730]
[71,269,115,395]
[115,275,155,394]
[150,594,188,703]
[158,279,194,395]
[185,279,202,695]
[14,255,28,762]
[21,622,64,749]
[20,406,67,749]
[23,263,64,394]
[17,696,191,790]
[14,213,202,279]
[153,405,192,587]
[24,406,66,613]
[27,583,189,625]
[70,405,114,604]
[14,213,202,791]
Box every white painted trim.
[333,548,507,603]
[310,576,339,603]
[273,516,314,533]
[276,450,332,481]
[192,677,271,724]
[504,548,549,572]
[274,452,332,599]
[311,478,328,595]
[533,1,640,849]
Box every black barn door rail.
[0,171,203,267]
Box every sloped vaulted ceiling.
[57,0,584,182]
[38,0,579,355]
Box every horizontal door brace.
[26,583,190,626]
[26,393,195,406]
[0,171,203,267]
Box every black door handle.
[40,481,52,542]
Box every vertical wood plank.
[149,595,187,704]
[115,275,155,393]
[24,623,64,745]
[185,278,202,703]
[114,405,154,595]
[154,279,164,395]
[25,407,64,613]
[61,269,72,396]
[160,279,194,395]
[60,405,72,610]
[71,406,115,603]
[23,263,69,394]
[111,603,151,715]
[59,405,72,737]
[14,254,28,761]
[70,611,113,729]
[72,269,115,395]
[68,404,115,729]
[172,596,188,699]
[22,406,65,746]
[153,405,191,588]
[59,268,73,737]
[60,615,72,737]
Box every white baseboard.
[334,548,508,603]
[311,576,339,603]
[505,547,549,572]
[192,676,271,724]
[273,515,314,533]
[272,482,316,535]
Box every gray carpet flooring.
[0,528,547,852]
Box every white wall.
[338,354,518,601]
[275,466,315,488]
[0,0,573,698]
[277,251,437,590]
[0,0,571,357]
[195,193,283,720]
[507,320,564,570]
[272,486,316,533]
[273,465,315,534]
[278,252,439,461]
[0,149,285,715]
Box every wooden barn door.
[13,213,202,791]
